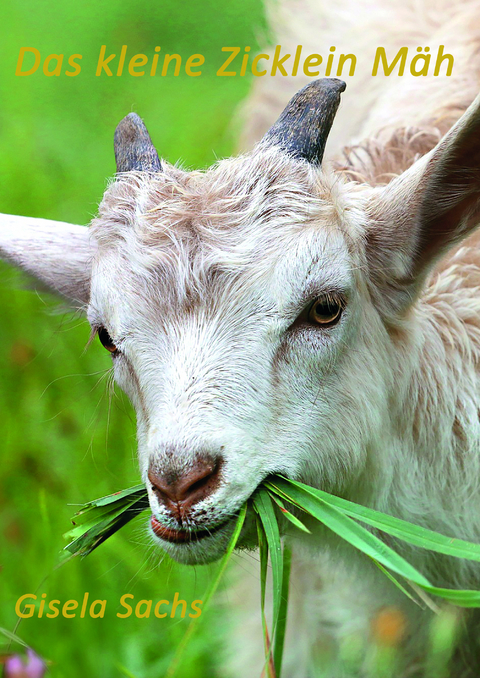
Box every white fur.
[0,214,94,307]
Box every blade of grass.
[253,489,284,637]
[64,500,141,539]
[405,582,441,614]
[268,479,480,562]
[0,628,29,648]
[273,543,292,677]
[77,484,147,508]
[62,485,150,558]
[268,480,480,608]
[260,626,276,678]
[257,519,269,654]
[63,495,149,557]
[268,481,431,585]
[165,505,247,678]
[67,497,144,531]
[420,586,480,607]
[270,494,311,534]
[257,517,276,678]
[369,558,421,605]
[116,663,141,678]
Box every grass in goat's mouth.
[62,477,480,678]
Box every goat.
[2,0,480,675]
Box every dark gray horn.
[262,78,346,165]
[114,112,162,173]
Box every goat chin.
[148,512,259,566]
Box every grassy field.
[0,2,268,676]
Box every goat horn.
[114,112,162,173]
[262,78,346,165]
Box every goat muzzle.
[148,455,223,521]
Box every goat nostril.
[183,464,216,494]
[148,456,223,513]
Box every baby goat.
[2,4,480,674]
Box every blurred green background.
[0,2,268,676]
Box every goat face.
[3,78,480,564]
[87,147,385,564]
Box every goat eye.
[307,297,343,327]
[98,327,118,353]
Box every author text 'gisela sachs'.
[15,592,203,619]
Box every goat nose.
[148,456,222,516]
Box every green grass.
[50,476,480,677]
[0,1,267,676]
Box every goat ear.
[367,93,480,319]
[0,214,94,309]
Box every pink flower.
[4,649,46,678]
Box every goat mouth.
[150,515,227,544]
